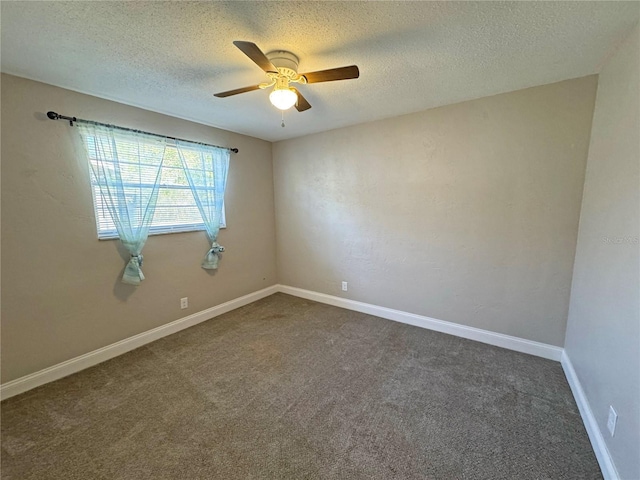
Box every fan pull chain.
[281,110,285,128]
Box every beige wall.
[273,76,598,347]
[1,74,277,382]
[565,25,639,480]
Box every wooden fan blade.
[292,88,312,112]
[233,41,278,73]
[214,85,261,98]
[301,65,359,84]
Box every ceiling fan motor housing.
[267,50,300,77]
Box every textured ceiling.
[2,2,638,142]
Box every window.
[87,140,226,240]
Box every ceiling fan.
[214,41,360,112]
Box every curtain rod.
[46,111,239,154]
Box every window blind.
[86,139,226,240]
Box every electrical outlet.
[342,281,348,292]
[180,297,188,309]
[607,406,617,436]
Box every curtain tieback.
[122,254,145,285]
[131,254,144,267]
[208,243,225,255]
[202,242,224,270]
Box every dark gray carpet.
[1,293,600,479]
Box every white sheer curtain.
[175,140,229,269]
[77,123,167,285]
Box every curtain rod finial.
[231,148,239,154]
[47,111,59,120]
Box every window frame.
[87,139,227,241]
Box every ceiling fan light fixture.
[269,87,297,110]
[214,42,359,114]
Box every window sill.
[97,224,226,241]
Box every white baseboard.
[0,283,563,400]
[0,285,279,401]
[278,285,563,361]
[561,351,619,480]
